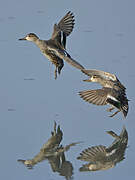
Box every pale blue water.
[0,0,134,179]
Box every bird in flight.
[79,69,129,117]
[19,11,84,79]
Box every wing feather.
[79,89,108,105]
[51,11,75,45]
[77,145,107,162]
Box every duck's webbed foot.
[109,110,120,117]
[106,106,115,112]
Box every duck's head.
[19,33,39,42]
[83,75,99,82]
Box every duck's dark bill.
[19,37,26,40]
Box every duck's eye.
[28,33,34,37]
[93,75,97,78]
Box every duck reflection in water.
[18,122,80,179]
[77,126,128,172]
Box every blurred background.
[0,0,134,179]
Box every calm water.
[0,0,134,179]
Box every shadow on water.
[18,122,80,180]
[77,126,128,172]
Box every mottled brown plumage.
[79,69,128,117]
[19,12,84,79]
[77,127,128,171]
[18,121,80,177]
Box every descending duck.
[79,69,129,117]
[19,11,84,79]
[77,126,128,172]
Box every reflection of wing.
[63,142,81,152]
[41,123,63,151]
[48,152,73,180]
[77,145,107,162]
[106,126,128,164]
[81,69,116,81]
[46,142,76,180]
[107,126,128,150]
[78,127,128,172]
[77,145,123,172]
[106,131,120,139]
[59,161,73,180]
[51,11,75,48]
[77,144,116,172]
[79,88,108,105]
[47,46,85,70]
[45,142,81,157]
[47,153,65,172]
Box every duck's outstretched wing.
[62,53,84,70]
[58,11,75,36]
[79,88,108,105]
[51,11,75,48]
[81,69,116,81]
